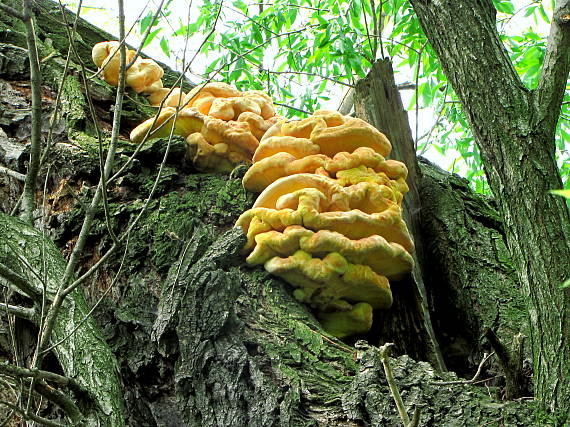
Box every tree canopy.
[94,0,570,193]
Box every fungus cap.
[317,302,374,338]
[129,107,203,143]
[264,250,393,309]
[125,58,164,93]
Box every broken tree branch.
[536,0,570,135]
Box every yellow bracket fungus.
[237,110,415,338]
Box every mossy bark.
[410,1,570,419]
[0,212,125,425]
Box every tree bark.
[409,0,570,418]
[0,0,558,423]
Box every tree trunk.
[409,0,570,418]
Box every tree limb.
[0,262,41,303]
[21,0,43,224]
[0,3,25,20]
[535,0,570,135]
[378,343,412,426]
[0,362,86,395]
[0,166,26,181]
[0,302,34,320]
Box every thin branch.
[0,3,25,20]
[224,4,277,36]
[398,82,417,90]
[21,0,43,224]
[265,70,354,87]
[0,262,42,303]
[31,0,127,382]
[43,231,131,354]
[378,343,412,426]
[0,408,15,427]
[0,363,85,395]
[249,2,330,11]
[414,43,428,150]
[273,101,311,115]
[418,85,449,156]
[125,0,166,70]
[0,166,25,181]
[363,4,376,62]
[535,0,570,134]
[338,87,354,115]
[432,352,494,385]
[39,1,85,171]
[0,302,34,320]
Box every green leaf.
[493,0,515,14]
[142,28,162,48]
[159,37,170,58]
[550,189,570,199]
[140,13,154,34]
[523,5,537,17]
[538,5,551,23]
[560,278,570,289]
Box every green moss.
[240,272,357,406]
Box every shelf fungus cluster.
[236,110,415,338]
[93,42,282,172]
[92,41,185,107]
[128,83,282,171]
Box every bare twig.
[273,102,311,115]
[21,0,43,224]
[249,2,330,11]
[414,43,427,150]
[0,363,85,394]
[265,70,353,87]
[338,87,354,115]
[0,302,34,320]
[432,352,494,385]
[0,3,24,20]
[43,231,131,354]
[0,399,63,427]
[378,343,419,426]
[0,262,42,303]
[125,0,167,70]
[0,166,25,181]
[30,0,127,384]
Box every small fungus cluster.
[92,41,184,106]
[92,41,281,172]
[236,111,415,338]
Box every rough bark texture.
[409,0,570,418]
[419,159,528,380]
[0,0,545,425]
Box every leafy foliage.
[71,0,569,193]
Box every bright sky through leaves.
[62,0,567,193]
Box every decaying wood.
[354,59,445,372]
